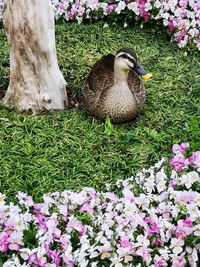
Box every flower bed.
[0,143,199,267]
[0,0,199,50]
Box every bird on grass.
[82,48,152,123]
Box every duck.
[82,48,152,123]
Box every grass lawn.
[0,22,199,202]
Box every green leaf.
[104,116,114,136]
[177,205,187,212]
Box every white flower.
[156,170,167,182]
[194,224,200,236]
[3,255,30,267]
[20,248,31,260]
[157,180,166,193]
[52,0,59,5]
[124,201,137,216]
[3,261,16,267]
[145,2,152,11]
[135,234,150,247]
[115,1,126,14]
[188,171,199,182]
[154,158,165,169]
[143,179,155,193]
[187,204,200,221]
[110,254,123,267]
[127,2,139,15]
[135,193,150,210]
[124,22,128,28]
[182,171,200,188]
[159,247,170,260]
[170,238,184,254]
[79,259,89,267]
[169,0,178,12]
[190,248,199,264]
[154,0,162,9]
[171,205,179,218]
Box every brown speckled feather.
[128,71,146,111]
[82,54,115,109]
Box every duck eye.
[121,54,129,60]
[120,54,135,64]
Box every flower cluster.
[0,143,200,266]
[0,1,199,50]
[153,0,200,49]
[170,142,200,172]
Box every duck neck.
[114,66,129,86]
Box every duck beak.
[134,63,153,81]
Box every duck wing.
[128,71,146,110]
[83,54,115,106]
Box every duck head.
[115,48,153,81]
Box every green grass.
[0,22,199,201]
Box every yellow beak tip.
[142,73,153,81]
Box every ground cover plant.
[0,143,200,266]
[0,21,199,199]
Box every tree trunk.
[3,0,68,113]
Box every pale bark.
[3,0,68,113]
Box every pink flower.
[145,217,160,236]
[176,29,188,44]
[183,218,193,227]
[179,0,188,9]
[172,142,189,154]
[141,11,151,21]
[171,255,186,267]
[33,203,43,213]
[28,253,47,266]
[67,218,86,235]
[120,236,132,248]
[153,238,163,246]
[47,248,61,266]
[35,213,47,229]
[106,4,117,15]
[158,202,172,218]
[176,226,192,240]
[175,191,197,205]
[188,151,200,167]
[136,247,152,264]
[7,231,24,251]
[154,256,166,267]
[170,155,186,172]
[176,219,193,240]
[58,204,68,217]
[4,219,14,234]
[79,202,94,215]
[172,263,184,267]
[147,223,160,236]
[104,192,119,203]
[71,3,78,14]
[167,17,178,32]
[0,232,9,253]
[62,255,74,267]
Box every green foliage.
[104,116,114,136]
[0,22,199,201]
[76,212,92,225]
[23,226,38,249]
